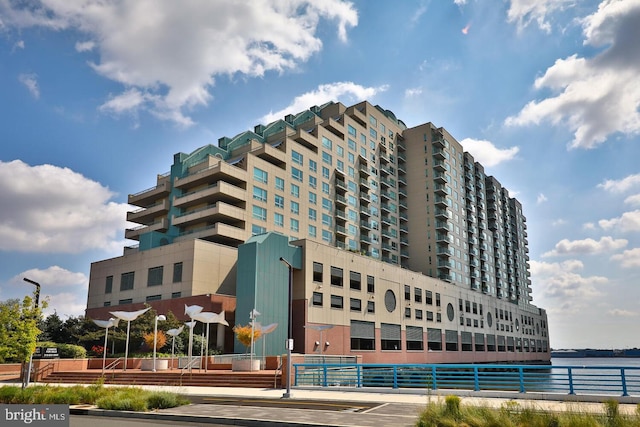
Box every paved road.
[70,415,230,427]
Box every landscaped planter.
[141,359,169,371]
[231,358,261,372]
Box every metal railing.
[293,363,640,397]
[103,358,123,379]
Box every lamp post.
[153,314,166,372]
[249,309,260,371]
[21,278,40,389]
[279,257,293,399]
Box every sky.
[1,0,639,350]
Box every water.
[547,358,640,395]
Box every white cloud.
[259,82,388,124]
[624,194,640,206]
[530,259,608,302]
[610,248,640,268]
[537,193,548,204]
[583,222,596,230]
[505,0,640,149]
[598,173,640,194]
[74,40,95,52]
[0,160,130,254]
[1,0,358,126]
[598,210,640,232]
[459,138,519,167]
[552,218,567,227]
[608,308,639,317]
[542,236,628,257]
[405,87,423,97]
[506,0,574,33]
[18,73,39,99]
[12,40,24,51]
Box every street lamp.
[279,257,293,399]
[249,309,260,371]
[21,278,41,389]
[153,314,166,372]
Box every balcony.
[125,217,169,240]
[335,178,347,191]
[359,178,370,189]
[345,105,367,127]
[436,245,451,257]
[335,210,347,220]
[432,147,445,159]
[433,160,446,172]
[435,207,448,219]
[322,116,345,139]
[360,206,372,217]
[177,222,246,247]
[292,128,319,152]
[128,176,171,207]
[432,138,445,148]
[433,171,447,183]
[434,183,447,195]
[439,274,452,282]
[252,142,286,167]
[358,163,370,176]
[127,199,170,224]
[335,194,347,206]
[435,220,448,230]
[434,195,448,207]
[172,202,245,227]
[174,161,247,190]
[400,250,409,258]
[335,225,347,236]
[173,181,246,209]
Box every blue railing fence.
[293,363,640,397]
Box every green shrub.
[36,342,87,359]
[146,391,190,409]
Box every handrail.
[31,362,55,383]
[104,358,123,378]
[274,361,283,389]
[179,357,202,385]
[293,363,640,397]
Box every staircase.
[40,370,281,389]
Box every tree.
[0,293,45,363]
[233,324,261,354]
[39,311,65,343]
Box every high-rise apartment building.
[86,100,548,364]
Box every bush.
[146,391,190,409]
[37,341,87,359]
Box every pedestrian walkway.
[4,381,639,426]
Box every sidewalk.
[72,384,640,427]
[4,381,639,426]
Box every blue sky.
[1,0,639,349]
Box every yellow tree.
[0,293,46,363]
[143,330,167,352]
[233,324,261,353]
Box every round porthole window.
[384,289,396,312]
[446,303,454,321]
[487,312,493,328]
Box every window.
[146,295,161,302]
[120,272,134,291]
[274,212,284,227]
[428,328,442,351]
[475,333,485,352]
[322,167,330,179]
[292,167,303,182]
[275,177,285,190]
[292,150,303,165]
[406,326,424,351]
[290,218,299,232]
[309,175,317,188]
[308,208,317,221]
[381,323,401,350]
[322,230,332,242]
[351,320,375,350]
[312,292,323,306]
[322,182,330,194]
[309,159,317,172]
[173,262,183,283]
[252,205,267,221]
[348,125,356,136]
[322,151,332,165]
[415,309,423,320]
[103,301,111,307]
[291,183,300,198]
[427,311,434,321]
[172,292,182,299]
[367,301,375,313]
[337,160,344,171]
[367,275,375,293]
[337,145,344,157]
[275,195,284,208]
[461,332,473,351]
[322,198,332,211]
[405,307,411,318]
[330,266,343,287]
[349,271,362,291]
[119,298,133,305]
[436,293,441,307]
[404,285,411,301]
[105,276,113,294]
[290,201,299,215]
[350,298,361,312]
[308,224,317,237]
[322,136,332,150]
[147,266,163,286]
[252,224,266,235]
[253,186,267,202]
[309,192,317,204]
[254,167,268,183]
[415,288,422,303]
[330,295,343,309]
[313,262,323,282]
[445,329,458,351]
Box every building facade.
[86,100,549,363]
